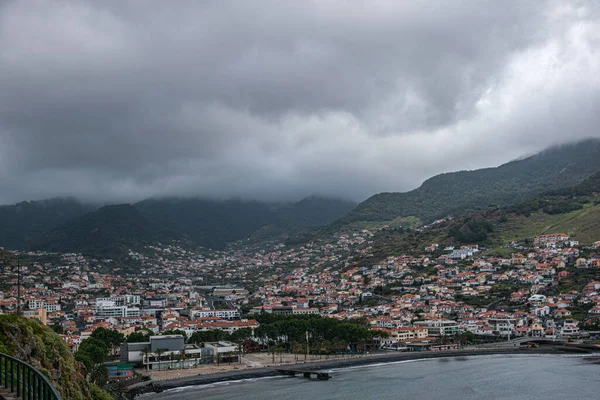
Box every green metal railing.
[0,352,63,400]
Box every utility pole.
[17,257,21,316]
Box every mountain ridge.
[0,198,95,250]
[328,138,600,233]
[19,196,356,257]
[32,204,185,258]
[3,139,600,258]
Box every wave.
[159,375,288,394]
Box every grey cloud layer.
[1,0,599,204]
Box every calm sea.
[143,354,600,400]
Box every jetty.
[277,369,331,380]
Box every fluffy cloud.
[1,0,599,204]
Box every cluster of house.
[1,230,600,372]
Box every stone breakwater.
[128,344,597,398]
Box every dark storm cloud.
[1,0,600,204]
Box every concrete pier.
[278,369,331,380]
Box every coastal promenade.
[130,344,598,397]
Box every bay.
[143,354,600,400]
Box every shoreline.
[130,345,597,397]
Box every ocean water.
[143,354,600,400]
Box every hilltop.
[329,139,600,234]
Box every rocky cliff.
[0,314,112,400]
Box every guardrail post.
[28,368,33,400]
[16,362,21,398]
[10,358,14,392]
[23,367,28,399]
[31,368,35,400]
[3,356,7,389]
[0,352,64,400]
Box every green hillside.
[248,196,357,243]
[360,172,600,262]
[274,195,357,228]
[334,139,600,233]
[497,203,600,245]
[32,204,183,258]
[135,198,276,250]
[0,198,95,250]
[135,196,356,249]
[0,195,355,256]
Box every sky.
[1,0,600,205]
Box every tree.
[237,343,244,364]
[292,342,302,361]
[75,353,94,371]
[90,364,108,385]
[178,349,187,369]
[230,328,252,343]
[366,299,378,307]
[127,331,149,343]
[90,327,125,356]
[141,347,151,372]
[154,348,165,371]
[435,335,450,345]
[253,314,377,350]
[76,338,109,366]
[188,329,230,344]
[458,331,475,345]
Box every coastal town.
[1,228,600,378]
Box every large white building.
[95,295,141,306]
[27,300,62,312]
[487,318,516,337]
[119,335,233,369]
[190,309,240,320]
[94,300,141,319]
[533,233,569,245]
[413,320,460,336]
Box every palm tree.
[237,343,244,364]
[141,348,151,372]
[270,344,275,364]
[155,349,165,371]
[358,338,368,354]
[292,342,302,361]
[435,335,450,345]
[179,349,187,369]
